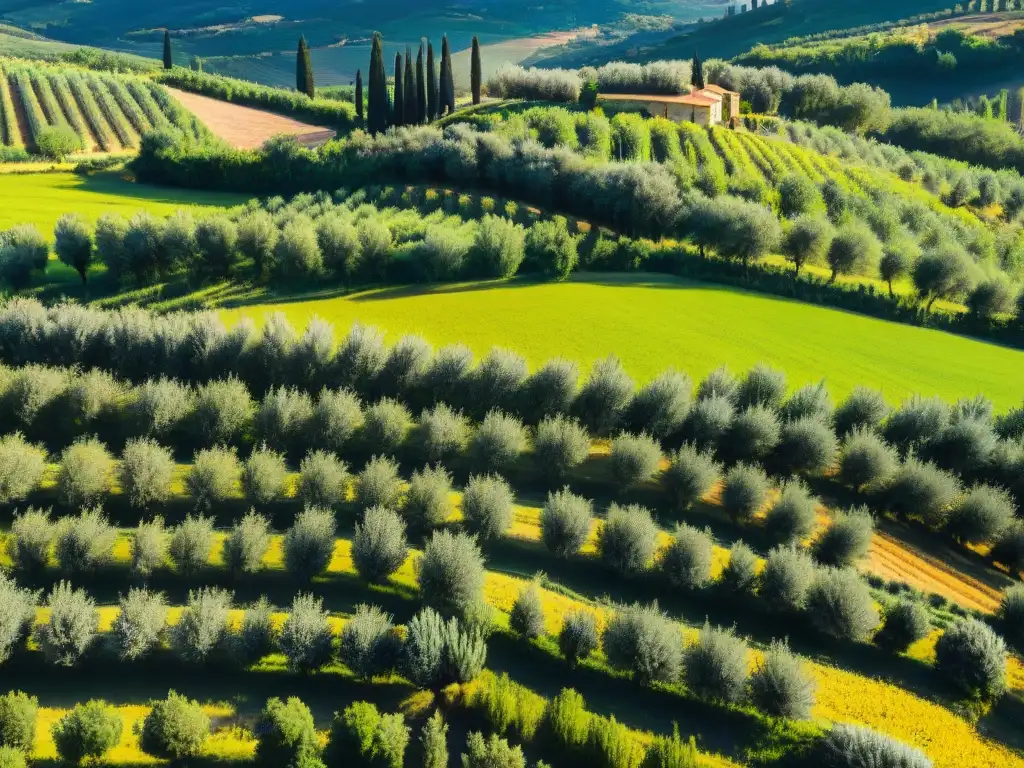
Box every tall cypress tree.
[393,52,405,128]
[415,45,426,125]
[403,48,416,126]
[355,69,364,123]
[163,30,173,70]
[368,32,388,135]
[471,35,482,105]
[426,41,438,121]
[297,36,315,98]
[440,35,455,116]
[691,50,705,90]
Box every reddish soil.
[166,87,335,150]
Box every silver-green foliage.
[169,514,215,576]
[598,503,658,576]
[54,506,116,575]
[748,641,816,720]
[172,587,232,664]
[36,581,97,667]
[283,506,337,582]
[352,506,408,583]
[339,604,401,680]
[539,488,592,559]
[0,433,45,504]
[110,588,167,661]
[603,601,682,685]
[223,510,271,575]
[280,593,334,673]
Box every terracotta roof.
[701,84,738,96]
[599,92,716,106]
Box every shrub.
[883,395,950,455]
[36,581,97,667]
[935,618,1007,700]
[223,510,271,575]
[719,405,781,464]
[626,370,692,439]
[312,388,363,452]
[129,378,193,441]
[598,503,658,576]
[818,724,932,768]
[522,358,579,418]
[403,465,454,535]
[525,219,578,279]
[736,363,786,410]
[748,641,816,720]
[240,445,288,504]
[422,344,474,406]
[559,610,599,668]
[720,540,759,597]
[2,366,67,431]
[0,433,46,503]
[169,514,215,576]
[640,725,699,768]
[0,573,34,666]
[0,747,25,768]
[63,368,122,433]
[56,437,113,508]
[574,356,634,436]
[461,474,514,542]
[418,404,469,463]
[191,377,253,446]
[661,523,715,592]
[352,506,408,583]
[469,410,527,472]
[140,691,210,760]
[471,348,528,417]
[255,387,314,453]
[280,593,334,673]
[357,455,404,510]
[663,443,720,512]
[540,488,593,558]
[775,417,838,476]
[420,710,448,768]
[875,599,931,654]
[339,604,402,680]
[533,415,590,482]
[284,506,337,582]
[172,587,232,664]
[543,688,590,759]
[51,701,122,766]
[325,701,409,768]
[881,457,959,529]
[838,428,898,493]
[462,732,526,768]
[297,450,349,508]
[999,585,1024,654]
[186,447,240,508]
[927,418,997,477]
[418,529,486,618]
[994,521,1024,573]
[238,209,279,279]
[403,607,447,688]
[52,506,115,576]
[806,567,879,642]
[609,432,662,490]
[0,224,48,289]
[834,387,890,437]
[235,597,277,666]
[720,463,768,522]
[119,438,174,509]
[110,588,167,661]
[945,484,1016,546]
[0,692,36,752]
[760,546,815,613]
[813,506,874,567]
[441,618,487,683]
[131,517,167,577]
[273,215,323,279]
[764,481,819,546]
[254,697,321,768]
[473,215,526,278]
[603,602,682,685]
[8,507,55,574]
[316,214,360,279]
[683,623,749,704]
[362,398,411,454]
[509,583,545,640]
[377,335,433,400]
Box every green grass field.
[0,171,247,235]
[220,272,1024,410]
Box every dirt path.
[7,74,32,148]
[166,87,335,150]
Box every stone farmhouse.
[597,84,741,127]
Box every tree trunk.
[927,295,937,312]
[828,268,837,284]
[886,279,893,299]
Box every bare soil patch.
[929,11,1024,39]
[166,87,335,150]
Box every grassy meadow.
[220,273,1024,410]
[0,172,245,234]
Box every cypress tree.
[416,45,426,125]
[691,50,705,90]
[163,30,173,70]
[297,36,315,98]
[355,69,364,123]
[426,41,438,121]
[471,35,482,105]
[393,52,405,128]
[368,32,388,135]
[440,35,455,116]
[403,47,416,125]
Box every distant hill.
[537,0,960,67]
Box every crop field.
[220,274,1024,409]
[0,58,205,155]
